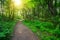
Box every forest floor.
[11,21,38,40]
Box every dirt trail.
[12,21,38,40]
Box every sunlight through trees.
[0,0,60,40]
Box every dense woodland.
[0,0,60,40]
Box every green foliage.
[0,20,16,40]
[23,20,60,40]
[0,0,60,40]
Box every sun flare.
[11,0,31,9]
[12,0,22,6]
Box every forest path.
[11,21,38,40]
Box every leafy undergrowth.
[0,20,17,40]
[23,20,60,40]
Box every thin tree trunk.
[46,0,57,16]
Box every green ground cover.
[23,20,60,40]
[0,20,17,40]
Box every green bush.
[0,20,16,40]
[23,20,60,40]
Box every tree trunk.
[46,0,57,16]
